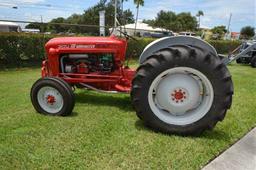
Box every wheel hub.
[47,95,56,105]
[171,88,187,103]
[148,67,214,125]
[37,86,64,114]
[155,73,201,115]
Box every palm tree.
[196,10,204,29]
[134,0,144,35]
[121,0,128,24]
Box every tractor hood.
[45,35,126,52]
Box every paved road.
[203,128,256,170]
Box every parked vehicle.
[31,32,234,135]
[143,31,174,38]
[222,38,256,68]
[179,32,196,36]
[236,40,256,67]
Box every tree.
[25,23,41,30]
[153,10,176,31]
[121,9,135,25]
[120,0,129,25]
[175,12,197,32]
[66,14,82,33]
[211,25,227,40]
[196,10,204,29]
[143,19,155,25]
[146,10,197,32]
[133,0,144,35]
[25,23,48,32]
[44,0,134,35]
[48,17,66,33]
[77,1,106,35]
[240,26,255,39]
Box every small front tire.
[31,77,75,116]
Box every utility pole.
[227,13,232,34]
[40,15,43,23]
[114,0,117,29]
[225,13,232,40]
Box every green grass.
[0,64,255,170]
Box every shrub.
[0,33,53,67]
[126,38,155,58]
[207,40,241,54]
[127,39,241,58]
[0,33,241,68]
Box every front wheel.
[31,77,75,116]
[131,46,233,135]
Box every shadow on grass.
[134,119,153,133]
[75,90,229,140]
[201,129,229,140]
[68,112,79,117]
[75,90,133,112]
[135,119,229,140]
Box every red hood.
[45,35,125,49]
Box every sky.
[0,0,255,32]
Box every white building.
[199,25,211,30]
[22,28,40,33]
[0,21,21,32]
[112,21,173,37]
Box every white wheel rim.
[148,67,214,126]
[37,86,64,114]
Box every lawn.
[0,64,255,170]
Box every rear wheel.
[31,77,75,116]
[131,45,233,135]
[251,55,256,68]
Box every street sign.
[99,10,105,36]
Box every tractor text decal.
[58,44,95,49]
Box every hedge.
[0,33,53,67]
[0,33,241,67]
[127,39,241,57]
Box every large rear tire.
[131,45,233,135]
[31,77,75,116]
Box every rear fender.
[139,36,218,64]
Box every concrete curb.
[203,128,256,170]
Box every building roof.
[199,25,211,30]
[231,32,240,36]
[0,21,19,26]
[121,21,171,32]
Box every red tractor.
[31,33,233,135]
